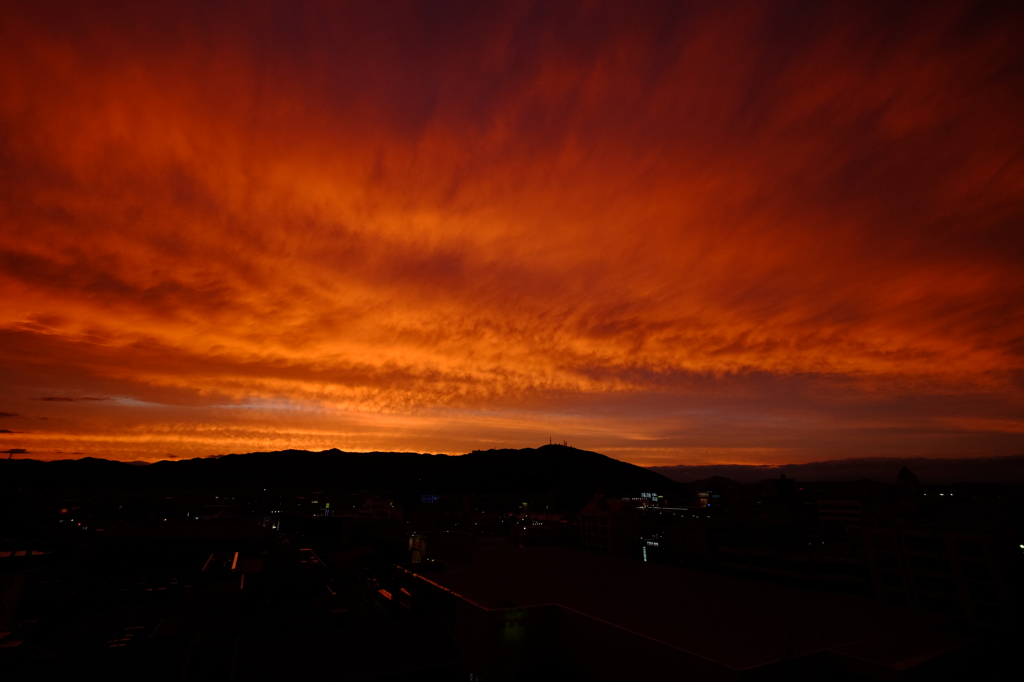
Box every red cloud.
[1,1,1022,462]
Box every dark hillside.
[0,444,689,507]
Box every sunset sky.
[1,1,1023,466]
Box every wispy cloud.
[0,1,1022,463]
[34,396,111,402]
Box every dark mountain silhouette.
[0,445,689,507]
[650,454,1024,485]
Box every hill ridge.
[0,445,689,508]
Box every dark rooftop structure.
[897,465,921,499]
[402,545,980,680]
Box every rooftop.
[412,545,955,671]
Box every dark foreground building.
[398,545,994,681]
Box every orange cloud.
[1,1,1022,464]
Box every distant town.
[1,445,1021,680]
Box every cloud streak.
[0,1,1022,463]
[34,396,111,402]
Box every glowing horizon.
[2,1,1023,466]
